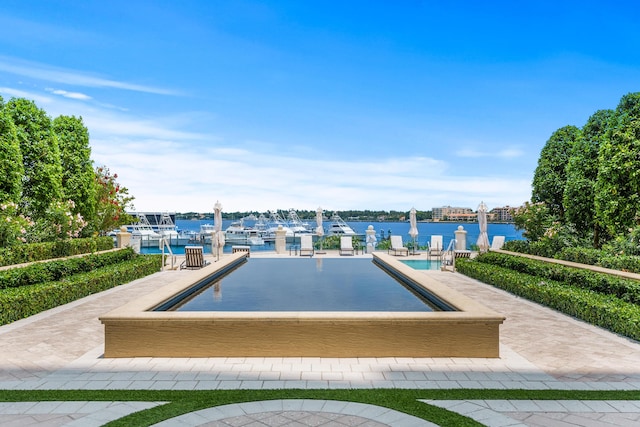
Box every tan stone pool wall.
[100,252,505,358]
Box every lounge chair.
[428,235,443,258]
[180,246,210,270]
[299,234,314,257]
[389,235,409,256]
[339,236,355,256]
[491,235,505,250]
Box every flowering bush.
[27,200,87,242]
[92,166,134,235]
[0,202,33,246]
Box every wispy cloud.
[456,147,524,159]
[0,87,53,105]
[0,56,179,96]
[46,88,92,100]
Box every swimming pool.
[165,258,440,312]
[400,259,442,270]
[100,252,505,358]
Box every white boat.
[156,212,191,245]
[259,211,294,241]
[197,223,216,243]
[327,214,356,236]
[287,209,313,234]
[223,219,265,245]
[130,213,162,247]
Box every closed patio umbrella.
[316,206,325,253]
[476,201,490,252]
[408,207,418,253]
[214,200,224,259]
[315,206,324,237]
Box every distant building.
[432,206,474,221]
[489,206,514,222]
[431,205,514,222]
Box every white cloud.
[0,87,53,104]
[0,56,179,95]
[456,147,524,159]
[90,130,531,213]
[46,88,92,100]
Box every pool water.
[400,259,442,270]
[170,258,439,312]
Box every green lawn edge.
[1,389,639,427]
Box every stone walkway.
[1,251,639,426]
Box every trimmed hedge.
[502,240,640,274]
[560,247,640,274]
[0,248,137,289]
[0,237,115,267]
[0,254,161,325]
[474,252,640,305]
[456,258,640,341]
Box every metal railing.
[443,238,456,269]
[159,237,176,271]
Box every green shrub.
[456,258,640,341]
[504,242,640,274]
[314,235,362,250]
[502,239,530,253]
[0,248,136,289]
[559,247,603,265]
[0,254,161,325]
[474,252,640,304]
[0,237,114,267]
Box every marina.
[132,214,523,255]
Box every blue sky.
[1,1,639,213]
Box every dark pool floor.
[172,258,437,311]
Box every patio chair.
[389,235,409,256]
[180,246,210,270]
[339,236,355,256]
[299,234,315,257]
[428,235,443,258]
[491,235,505,250]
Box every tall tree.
[595,92,640,237]
[53,115,97,229]
[0,96,24,204]
[532,125,581,219]
[5,98,63,220]
[563,109,613,245]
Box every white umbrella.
[315,206,324,237]
[408,207,418,253]
[214,200,225,259]
[476,201,490,252]
[315,206,325,253]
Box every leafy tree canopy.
[532,125,581,219]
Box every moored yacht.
[327,214,356,236]
[156,212,190,245]
[223,219,265,245]
[130,213,162,247]
[287,209,314,234]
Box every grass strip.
[0,389,639,427]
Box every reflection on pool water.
[169,258,439,312]
[400,259,442,270]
